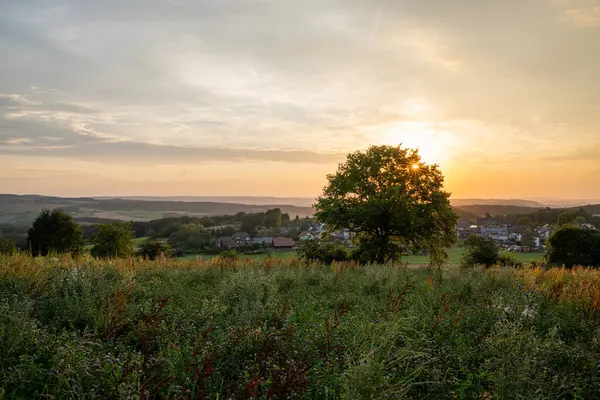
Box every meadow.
[2,254,599,399]
[178,246,545,264]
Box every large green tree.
[27,209,84,256]
[314,145,458,265]
[546,226,600,267]
[91,222,135,258]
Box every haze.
[1,0,599,199]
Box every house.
[536,225,553,241]
[298,231,315,240]
[252,237,274,245]
[216,236,234,249]
[456,226,480,240]
[477,217,500,226]
[480,225,509,242]
[272,237,295,249]
[231,232,251,247]
[456,219,471,230]
[508,225,529,241]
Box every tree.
[521,228,537,249]
[296,239,348,265]
[461,235,499,268]
[137,240,172,260]
[314,145,458,265]
[264,208,283,229]
[546,227,600,267]
[0,237,16,255]
[557,212,571,227]
[27,209,83,256]
[515,216,533,226]
[91,222,135,258]
[573,216,587,224]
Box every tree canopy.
[314,145,457,265]
[546,227,600,267]
[91,222,135,258]
[27,209,83,256]
[460,235,499,268]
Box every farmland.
[2,254,599,398]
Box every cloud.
[564,7,600,28]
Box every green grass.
[178,249,297,261]
[2,254,600,398]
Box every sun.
[379,122,455,165]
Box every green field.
[179,246,545,264]
[2,254,600,398]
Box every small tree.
[546,227,600,267]
[0,237,16,255]
[515,216,533,226]
[461,235,499,268]
[27,209,83,256]
[315,145,457,265]
[91,222,135,258]
[296,239,347,264]
[137,240,172,260]
[521,228,537,249]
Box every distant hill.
[0,194,313,225]
[94,196,317,207]
[451,199,545,208]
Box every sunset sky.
[1,0,599,199]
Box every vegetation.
[136,239,173,260]
[2,255,600,398]
[315,145,457,265]
[26,209,84,256]
[546,226,600,267]
[296,239,348,264]
[0,237,16,255]
[461,235,500,268]
[91,222,136,259]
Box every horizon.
[2,0,600,198]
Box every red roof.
[272,237,295,248]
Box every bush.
[0,237,16,255]
[136,240,172,260]
[497,254,523,268]
[546,226,600,267]
[90,222,135,259]
[460,235,499,268]
[296,240,348,264]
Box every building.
[252,237,274,245]
[216,236,234,249]
[536,225,553,241]
[298,231,315,240]
[231,232,251,247]
[272,237,295,249]
[508,225,529,242]
[456,226,481,240]
[480,225,509,242]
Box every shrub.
[90,222,135,259]
[296,240,347,264]
[0,237,16,255]
[136,240,172,260]
[460,235,499,268]
[497,254,523,268]
[546,226,600,267]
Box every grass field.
[2,254,600,398]
[179,246,545,264]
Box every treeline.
[478,207,600,227]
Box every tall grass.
[2,254,600,398]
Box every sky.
[1,0,599,199]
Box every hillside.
[0,194,314,226]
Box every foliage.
[546,226,600,267]
[26,209,84,256]
[461,235,499,268]
[90,222,135,258]
[0,237,16,255]
[515,216,533,226]
[167,222,212,254]
[497,254,523,268]
[3,255,600,398]
[296,239,348,264]
[315,145,458,265]
[136,240,172,260]
[521,228,537,249]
